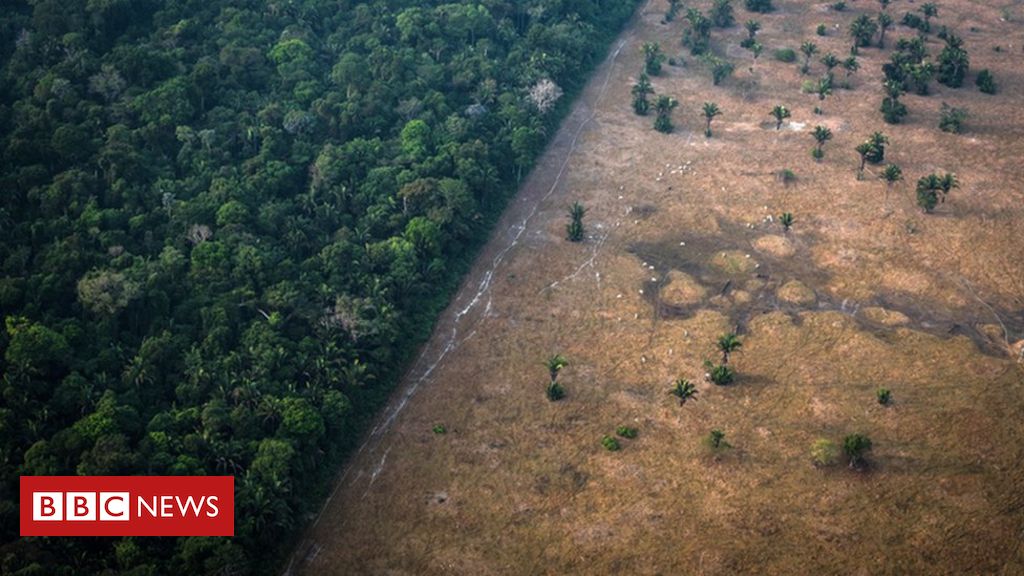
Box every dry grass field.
[290,0,1024,573]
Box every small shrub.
[432,424,447,434]
[976,69,997,94]
[880,97,907,124]
[813,106,823,115]
[780,212,794,231]
[616,426,638,439]
[705,428,731,449]
[801,79,816,94]
[843,433,873,469]
[704,360,735,385]
[901,12,927,32]
[546,381,566,401]
[817,24,827,36]
[831,1,846,11]
[876,387,892,405]
[774,48,797,63]
[939,103,967,133]
[810,439,839,467]
[777,168,796,184]
[810,147,824,160]
[601,435,621,451]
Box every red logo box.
[20,476,234,536]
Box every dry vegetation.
[292,0,1024,573]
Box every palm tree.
[654,95,679,133]
[669,378,699,405]
[865,131,888,164]
[566,202,586,241]
[717,332,742,364]
[877,12,893,48]
[631,73,654,115]
[820,52,840,78]
[849,14,878,49]
[842,55,860,82]
[780,212,794,231]
[702,102,722,137]
[815,75,833,101]
[880,163,902,211]
[770,104,791,130]
[843,433,872,469]
[545,354,569,381]
[811,125,832,160]
[937,172,958,202]
[921,2,938,30]
[855,142,873,179]
[800,40,819,74]
[642,42,665,76]
[745,19,761,39]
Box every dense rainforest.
[0,0,639,572]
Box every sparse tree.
[937,33,969,88]
[820,52,840,78]
[770,104,791,129]
[800,40,819,74]
[717,332,742,364]
[665,0,683,22]
[710,0,736,28]
[742,19,761,48]
[811,125,832,160]
[842,55,860,83]
[850,14,878,49]
[669,378,699,405]
[814,75,833,101]
[706,55,735,86]
[780,212,794,231]
[880,79,907,124]
[632,73,654,115]
[976,69,997,94]
[702,102,722,137]
[880,163,902,210]
[915,173,958,213]
[566,202,586,241]
[855,142,873,179]
[705,428,730,450]
[877,12,893,48]
[921,2,938,30]
[546,354,568,381]
[843,433,873,469]
[683,9,713,55]
[643,42,666,76]
[938,102,968,133]
[865,131,888,164]
[654,95,679,133]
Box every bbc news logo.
[21,476,234,536]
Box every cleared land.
[293,0,1024,573]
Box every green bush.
[546,381,566,401]
[432,424,447,434]
[745,0,774,14]
[976,69,997,94]
[817,24,827,36]
[810,439,839,466]
[876,388,892,405]
[602,435,622,451]
[938,103,967,133]
[774,48,797,62]
[616,426,638,439]
[705,361,735,385]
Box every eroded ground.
[293,0,1024,573]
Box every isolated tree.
[780,212,794,231]
[706,55,735,86]
[814,75,833,101]
[915,173,958,213]
[702,102,722,137]
[742,19,761,48]
[880,79,907,124]
[842,55,860,82]
[750,42,764,69]
[865,131,888,163]
[877,12,893,48]
[820,52,840,78]
[938,172,959,202]
[938,103,967,133]
[921,2,938,30]
[683,9,713,55]
[800,40,819,74]
[632,73,654,115]
[855,142,873,179]
[850,14,878,49]
[937,34,969,88]
[770,104,791,129]
[566,202,586,241]
[545,354,569,400]
[669,378,699,405]
[717,332,742,364]
[976,69,996,94]
[843,433,873,469]
[710,0,735,28]
[706,428,729,449]
[811,125,832,160]
[654,95,679,133]
[704,360,735,385]
[643,42,666,76]
[880,163,902,209]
